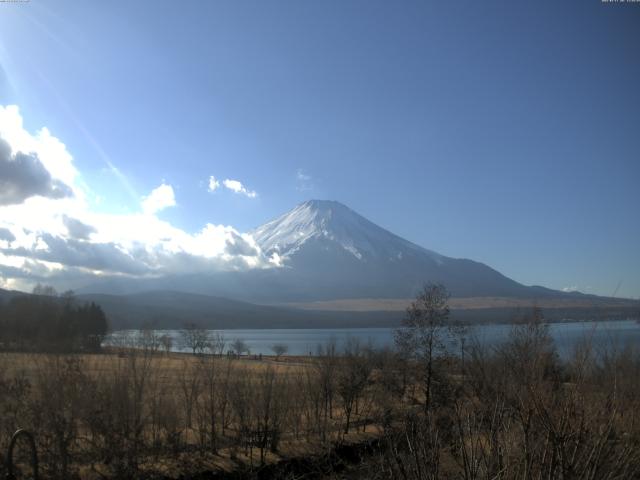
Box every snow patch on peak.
[251,200,445,264]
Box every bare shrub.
[315,340,338,442]
[271,343,288,360]
[336,338,372,435]
[376,413,441,480]
[30,355,91,479]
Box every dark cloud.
[63,215,96,240]
[0,263,31,280]
[1,233,150,276]
[0,136,73,206]
[0,227,15,243]
[152,249,256,274]
[225,232,258,257]
[0,229,267,282]
[0,216,270,289]
[0,260,104,290]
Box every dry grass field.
[282,295,638,312]
[0,346,396,479]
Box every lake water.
[109,319,640,359]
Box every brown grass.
[280,295,636,311]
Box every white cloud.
[562,286,579,293]
[295,169,313,191]
[222,178,257,198]
[208,175,220,192]
[141,183,176,215]
[0,105,277,291]
[296,170,311,182]
[561,285,592,293]
[207,175,258,198]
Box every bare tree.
[180,322,211,355]
[373,347,407,431]
[231,338,249,357]
[178,359,201,431]
[395,283,459,413]
[271,343,288,360]
[337,338,372,434]
[159,334,173,354]
[195,353,221,453]
[137,325,161,353]
[253,367,289,463]
[315,340,338,442]
[32,283,58,297]
[207,332,226,356]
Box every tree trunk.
[424,339,433,414]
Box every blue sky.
[0,0,638,297]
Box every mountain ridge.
[247,199,552,300]
[2,287,637,330]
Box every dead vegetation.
[0,289,638,479]
[0,333,401,479]
[353,317,640,480]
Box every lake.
[109,319,640,359]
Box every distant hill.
[76,290,402,330]
[72,290,640,329]
[2,288,637,330]
[0,288,26,302]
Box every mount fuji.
[247,200,558,301]
[253,200,445,264]
[80,200,575,303]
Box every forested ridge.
[0,285,108,352]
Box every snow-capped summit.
[252,199,443,263]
